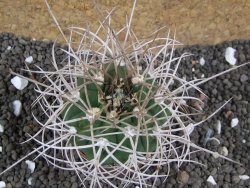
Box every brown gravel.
[0,0,250,46]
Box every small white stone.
[0,181,5,188]
[0,146,2,152]
[225,47,237,65]
[28,177,33,185]
[25,56,34,63]
[221,146,228,156]
[11,76,28,90]
[7,46,12,50]
[207,175,217,185]
[186,123,194,135]
[0,124,3,133]
[239,175,250,180]
[216,120,221,134]
[201,74,205,78]
[199,57,205,66]
[12,100,22,117]
[242,139,246,143]
[25,160,35,173]
[231,118,239,128]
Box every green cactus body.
[62,62,171,165]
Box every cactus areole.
[62,61,171,165]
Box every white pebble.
[231,118,239,128]
[216,120,221,134]
[207,175,217,185]
[0,146,2,152]
[201,74,205,78]
[221,146,228,156]
[11,76,28,90]
[7,46,12,50]
[25,160,35,173]
[25,56,33,63]
[0,181,6,188]
[225,47,237,65]
[186,123,194,135]
[199,57,205,66]
[242,139,246,143]
[12,100,22,117]
[28,177,32,185]
[239,175,250,180]
[0,124,3,133]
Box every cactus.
[28,23,195,185]
[62,59,171,165]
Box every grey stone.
[237,167,246,175]
[212,88,218,95]
[211,168,217,176]
[11,150,17,160]
[154,178,161,186]
[18,38,28,45]
[240,74,248,82]
[71,182,78,188]
[239,53,246,62]
[37,54,43,61]
[6,183,12,188]
[232,175,240,184]
[177,170,189,185]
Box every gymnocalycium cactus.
[63,59,172,165]
[2,0,247,187]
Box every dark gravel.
[0,32,250,188]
